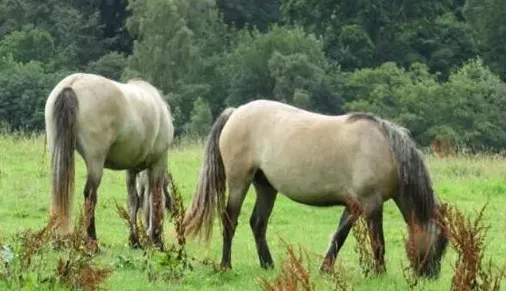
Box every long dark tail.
[377,118,435,224]
[50,87,79,234]
[182,107,236,243]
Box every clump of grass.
[143,176,193,282]
[0,215,58,288]
[330,261,350,291]
[55,209,112,291]
[116,173,194,282]
[0,210,111,290]
[114,200,151,249]
[258,237,314,291]
[441,202,505,291]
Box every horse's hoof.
[319,264,334,274]
[217,262,231,272]
[151,240,164,252]
[260,262,274,269]
[86,239,100,255]
[129,235,141,249]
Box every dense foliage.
[1,0,505,150]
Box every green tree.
[124,0,232,133]
[86,51,128,81]
[0,26,55,64]
[464,0,506,80]
[220,25,343,114]
[0,57,66,131]
[344,62,441,143]
[184,97,213,137]
[281,0,478,78]
[216,0,280,32]
[0,0,105,69]
[435,58,506,150]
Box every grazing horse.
[45,73,174,250]
[182,100,448,278]
[135,169,174,227]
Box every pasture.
[0,134,505,290]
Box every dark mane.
[346,112,379,123]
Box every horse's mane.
[346,111,435,224]
[346,112,379,123]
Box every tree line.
[1,0,505,151]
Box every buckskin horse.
[45,72,174,250]
[182,99,448,278]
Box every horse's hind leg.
[126,170,140,248]
[320,207,356,272]
[83,158,104,251]
[250,171,277,269]
[221,178,252,269]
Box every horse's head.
[406,219,449,278]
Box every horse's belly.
[282,190,347,207]
[103,146,154,170]
[265,172,349,206]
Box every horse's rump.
[46,73,173,170]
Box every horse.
[44,72,174,250]
[135,168,174,227]
[182,99,448,278]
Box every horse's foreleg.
[366,206,386,274]
[250,173,277,269]
[320,207,356,273]
[221,182,250,269]
[126,170,140,248]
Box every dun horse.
[45,73,174,250]
[182,100,448,278]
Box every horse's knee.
[249,215,266,238]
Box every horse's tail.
[182,107,236,243]
[50,87,79,234]
[377,118,435,224]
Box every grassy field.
[0,134,505,290]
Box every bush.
[0,57,67,131]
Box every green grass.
[0,134,505,290]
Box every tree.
[281,0,478,78]
[464,0,506,80]
[124,0,232,133]
[86,51,127,81]
[216,0,280,32]
[0,57,65,131]
[220,25,343,114]
[184,97,213,137]
[0,26,55,65]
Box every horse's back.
[220,100,397,206]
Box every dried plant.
[0,210,111,290]
[258,237,315,291]
[330,261,351,291]
[55,209,112,291]
[347,199,376,278]
[441,202,505,291]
